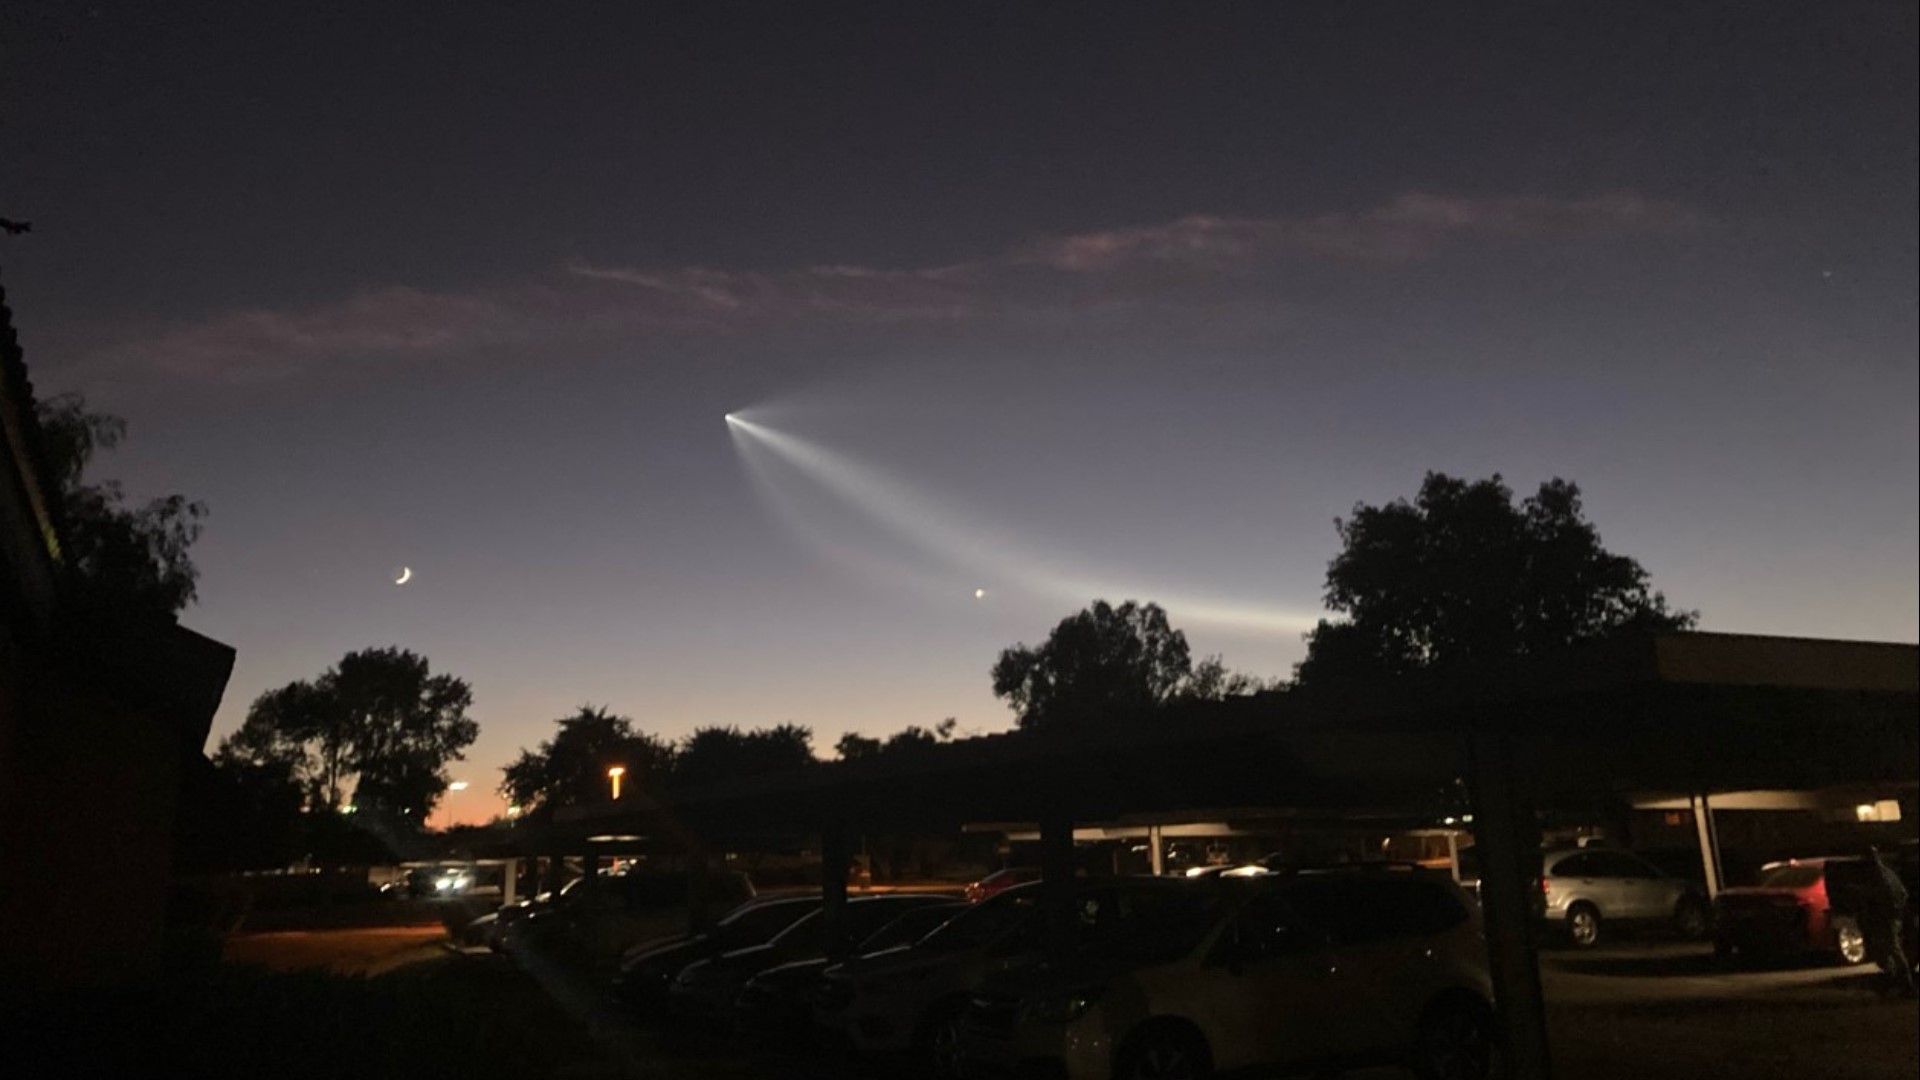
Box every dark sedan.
[735,899,967,1042]
[610,895,822,1014]
[670,894,958,1026]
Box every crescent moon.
[395,567,413,585]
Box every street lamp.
[607,765,627,801]
[437,780,470,831]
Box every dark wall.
[0,649,187,990]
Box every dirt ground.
[222,924,449,976]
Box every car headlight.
[1026,985,1107,1024]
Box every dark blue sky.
[4,2,1914,823]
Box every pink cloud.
[1016,192,1703,271]
[84,191,1700,380]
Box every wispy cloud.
[1014,192,1703,271]
[86,192,1699,380]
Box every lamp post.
[607,765,627,801]
[438,780,469,832]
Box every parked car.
[670,894,957,1026]
[501,870,755,969]
[816,878,1182,1079]
[964,867,1040,903]
[814,881,1051,1076]
[1535,846,1708,948]
[958,868,1493,1080]
[474,877,588,950]
[1714,857,1869,965]
[736,900,967,1043]
[611,894,821,1013]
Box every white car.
[959,869,1495,1080]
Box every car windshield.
[718,900,817,946]
[1758,865,1823,889]
[841,900,937,941]
[859,904,965,952]
[919,888,1039,953]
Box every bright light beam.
[727,413,952,599]
[725,412,1318,635]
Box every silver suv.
[1536,847,1707,948]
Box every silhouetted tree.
[501,705,675,818]
[1294,473,1696,691]
[217,680,347,808]
[34,393,206,617]
[1180,655,1276,701]
[835,718,958,761]
[993,600,1197,729]
[834,732,883,760]
[216,647,479,821]
[185,758,307,872]
[673,724,817,788]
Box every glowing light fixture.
[607,765,627,800]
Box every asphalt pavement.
[216,926,1917,1078]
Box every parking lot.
[615,942,1916,1080]
[1538,942,1916,1080]
[372,913,1911,1080]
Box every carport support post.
[1467,726,1553,1080]
[501,859,518,907]
[687,845,717,933]
[1040,808,1076,958]
[821,820,852,960]
[1690,793,1722,898]
[1148,824,1165,877]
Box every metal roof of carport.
[520,631,1914,1080]
[537,631,1916,845]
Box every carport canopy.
[531,631,1918,1080]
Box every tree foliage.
[672,724,817,788]
[994,600,1213,729]
[500,705,674,818]
[215,647,479,821]
[34,392,207,617]
[1294,472,1696,690]
[835,718,958,761]
[1180,655,1275,701]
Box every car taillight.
[1538,877,1551,896]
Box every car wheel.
[914,1001,968,1080]
[1834,918,1868,965]
[1116,1024,1213,1080]
[1567,904,1602,949]
[1673,898,1710,940]
[1412,997,1495,1080]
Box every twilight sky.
[4,2,1915,825]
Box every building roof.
[0,271,64,629]
[528,632,1917,852]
